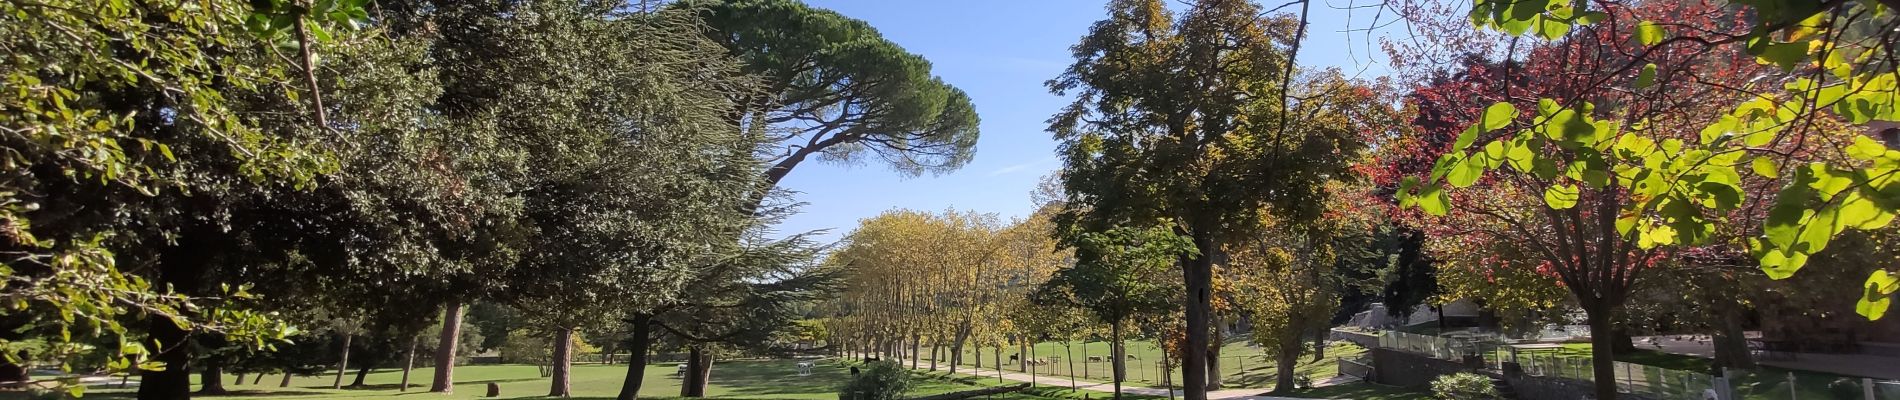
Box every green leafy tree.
[677,0,982,195]
[1047,1,1384,395]
[1395,1,1898,397]
[1034,226,1188,400]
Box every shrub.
[1431,372,1499,400]
[838,360,912,400]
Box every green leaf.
[1544,184,1580,209]
[1756,41,1810,72]
[1483,102,1517,131]
[1751,156,1780,179]
[1418,184,1450,216]
[1574,11,1609,25]
[1635,63,1657,88]
[1454,124,1481,150]
[1446,155,1485,188]
[1635,21,1665,46]
[1839,192,1895,229]
[1535,15,1572,40]
[1859,270,1898,320]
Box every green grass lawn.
[910,338,1366,389]
[1273,382,1433,400]
[10,359,1046,400]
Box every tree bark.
[1586,308,1619,400]
[400,336,417,392]
[930,340,940,370]
[1065,342,1076,391]
[198,355,227,395]
[993,345,1003,381]
[910,334,921,369]
[279,372,293,387]
[1111,322,1124,400]
[1272,351,1297,393]
[549,327,574,397]
[1206,319,1222,390]
[139,236,205,400]
[233,373,245,387]
[680,347,712,397]
[1018,337,1029,372]
[615,313,653,400]
[1312,325,1327,362]
[1180,236,1214,400]
[332,334,352,389]
[1711,300,1755,371]
[350,362,372,388]
[430,300,465,393]
[252,374,263,385]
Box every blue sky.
[776,0,1400,242]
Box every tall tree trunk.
[1180,237,1214,400]
[139,234,207,400]
[1080,340,1089,380]
[993,345,1003,381]
[1206,317,1222,390]
[350,362,372,387]
[680,347,712,397]
[1312,325,1327,362]
[332,334,352,389]
[1586,307,1618,400]
[234,373,245,387]
[1018,337,1028,372]
[930,340,940,370]
[252,374,262,385]
[910,334,921,369]
[615,313,653,400]
[973,344,981,371]
[1110,322,1124,400]
[430,300,465,393]
[1272,348,1297,393]
[549,327,574,397]
[400,336,417,392]
[198,355,227,395]
[1711,300,1755,371]
[1065,342,1076,391]
[279,372,293,387]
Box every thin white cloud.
[987,156,1056,176]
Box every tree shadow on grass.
[1274,382,1431,400]
[704,359,846,397]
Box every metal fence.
[1513,351,1719,399]
[1368,329,1900,400]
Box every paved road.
[912,363,1357,400]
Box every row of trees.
[3,0,979,399]
[826,2,1896,400]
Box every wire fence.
[1364,329,1900,400]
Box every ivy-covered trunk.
[615,313,652,400]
